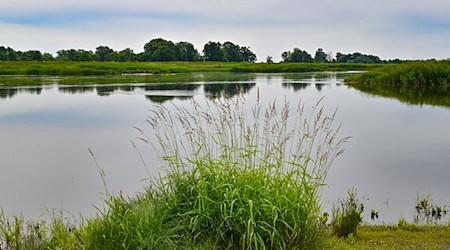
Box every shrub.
[331,188,364,237]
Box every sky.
[0,0,449,62]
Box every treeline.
[1,38,407,63]
[0,38,256,63]
[281,48,406,64]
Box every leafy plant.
[331,188,364,237]
[414,194,448,225]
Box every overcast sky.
[0,0,449,61]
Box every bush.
[331,188,364,237]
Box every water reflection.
[350,84,450,108]
[0,79,256,101]
[0,86,43,99]
[203,82,256,98]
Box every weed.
[370,209,379,221]
[414,194,448,225]
[331,188,364,237]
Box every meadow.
[0,61,379,78]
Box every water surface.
[1,72,449,223]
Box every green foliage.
[135,95,347,249]
[143,38,180,62]
[414,194,448,225]
[347,60,450,107]
[346,60,450,86]
[176,41,200,61]
[282,48,314,63]
[203,41,225,61]
[314,48,328,63]
[331,188,364,237]
[336,52,383,63]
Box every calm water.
[1,72,449,223]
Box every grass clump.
[132,93,348,249]
[331,188,364,237]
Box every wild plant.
[414,194,448,225]
[331,188,364,237]
[137,91,348,249]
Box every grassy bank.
[346,60,450,86]
[345,60,450,107]
[0,61,379,76]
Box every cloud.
[0,0,450,60]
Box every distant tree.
[336,52,383,63]
[176,41,200,61]
[203,41,224,61]
[240,46,257,63]
[56,49,79,61]
[143,38,180,61]
[266,56,274,64]
[119,48,136,62]
[19,50,43,61]
[95,46,114,61]
[222,41,243,62]
[42,53,55,61]
[314,48,328,63]
[76,50,95,61]
[0,46,7,61]
[282,48,313,63]
[281,51,291,62]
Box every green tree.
[76,50,95,61]
[222,41,243,62]
[5,47,17,61]
[281,51,292,62]
[143,38,180,61]
[203,41,224,61]
[42,53,55,61]
[314,48,328,63]
[282,48,313,63]
[0,46,7,61]
[19,50,43,61]
[240,46,257,63]
[176,41,200,61]
[119,48,136,62]
[95,46,114,61]
[56,49,79,61]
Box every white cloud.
[1,0,450,61]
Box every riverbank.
[345,60,450,86]
[0,61,380,76]
[345,60,450,107]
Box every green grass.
[346,60,450,86]
[346,60,450,107]
[328,225,450,249]
[0,61,379,77]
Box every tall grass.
[346,60,450,86]
[133,92,348,248]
